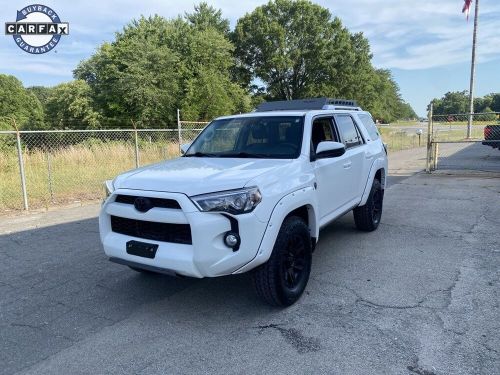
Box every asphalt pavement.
[436,142,500,173]
[1,149,499,375]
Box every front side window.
[336,115,363,149]
[311,117,337,151]
[185,116,304,159]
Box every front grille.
[115,194,181,209]
[110,216,192,244]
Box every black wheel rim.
[371,189,383,224]
[281,234,307,290]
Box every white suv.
[100,98,388,306]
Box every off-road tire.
[353,178,383,232]
[252,216,312,307]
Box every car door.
[333,114,366,202]
[356,113,382,180]
[311,116,353,219]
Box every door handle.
[343,161,352,169]
[365,154,373,159]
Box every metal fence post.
[426,103,433,173]
[13,120,29,210]
[131,120,139,168]
[433,142,439,170]
[177,109,182,154]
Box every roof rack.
[255,98,359,112]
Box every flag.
[462,0,473,20]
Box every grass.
[0,141,180,212]
[388,120,421,126]
[432,124,488,141]
[379,123,490,150]
[378,128,425,151]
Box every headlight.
[190,187,262,215]
[103,179,115,200]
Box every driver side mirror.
[315,141,345,159]
[180,143,191,155]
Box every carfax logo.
[4,4,69,54]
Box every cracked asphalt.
[1,156,499,374]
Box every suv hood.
[114,157,291,196]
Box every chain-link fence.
[0,120,207,213]
[426,110,500,173]
[8,110,492,212]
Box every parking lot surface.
[1,155,499,374]
[436,142,500,173]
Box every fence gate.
[426,110,500,174]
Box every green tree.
[44,80,100,129]
[234,0,347,99]
[430,91,500,123]
[75,12,249,126]
[367,69,404,123]
[0,74,45,130]
[233,0,412,122]
[480,107,497,121]
[186,2,230,34]
[181,67,251,120]
[26,86,53,107]
[485,93,500,112]
[178,26,251,119]
[431,91,469,115]
[396,102,417,120]
[75,16,182,127]
[474,93,498,121]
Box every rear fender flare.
[360,158,386,206]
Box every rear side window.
[336,115,362,149]
[358,113,379,140]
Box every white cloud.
[1,0,499,81]
[320,0,500,70]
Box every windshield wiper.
[184,152,217,157]
[219,152,269,158]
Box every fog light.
[224,232,240,248]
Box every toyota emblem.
[134,197,153,212]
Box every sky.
[1,0,499,116]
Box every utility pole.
[467,0,479,138]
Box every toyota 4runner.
[100,98,388,306]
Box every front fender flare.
[233,185,318,274]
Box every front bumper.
[99,189,268,278]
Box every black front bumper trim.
[109,257,179,277]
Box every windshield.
[184,116,304,159]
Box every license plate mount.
[126,240,158,259]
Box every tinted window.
[336,115,362,148]
[358,113,379,140]
[311,118,336,150]
[185,116,304,159]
